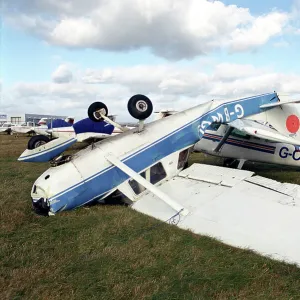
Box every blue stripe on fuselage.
[202,134,276,154]
[49,93,279,212]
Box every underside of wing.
[76,132,111,142]
[132,163,300,266]
[228,119,300,146]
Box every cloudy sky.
[1,0,300,121]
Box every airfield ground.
[1,134,300,299]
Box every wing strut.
[213,126,234,153]
[99,113,130,132]
[105,153,189,216]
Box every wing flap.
[132,163,300,266]
[228,119,300,145]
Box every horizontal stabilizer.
[18,137,77,163]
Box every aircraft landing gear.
[127,94,153,120]
[87,94,153,133]
[223,158,247,169]
[28,135,50,149]
[88,102,108,122]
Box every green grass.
[1,134,300,299]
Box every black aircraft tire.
[88,102,108,122]
[223,158,239,168]
[127,94,153,120]
[28,135,50,150]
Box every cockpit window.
[208,123,221,131]
[231,129,251,140]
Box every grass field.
[1,134,300,299]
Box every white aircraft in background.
[23,92,300,267]
[33,117,62,136]
[11,121,37,135]
[0,122,15,134]
[8,117,72,136]
[194,100,300,169]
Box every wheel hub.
[35,140,47,148]
[136,100,148,112]
[94,108,106,120]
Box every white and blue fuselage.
[196,126,300,166]
[31,93,280,214]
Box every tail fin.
[65,116,75,124]
[37,118,47,126]
[249,102,300,141]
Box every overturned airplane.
[28,92,300,266]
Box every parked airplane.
[11,121,37,135]
[25,92,300,266]
[18,114,134,163]
[0,122,15,134]
[45,115,128,141]
[194,102,300,169]
[31,117,74,137]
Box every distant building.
[0,113,7,123]
[0,113,67,125]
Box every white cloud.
[3,0,291,59]
[52,64,73,83]
[212,63,265,80]
[273,40,290,47]
[229,12,289,52]
[3,62,300,121]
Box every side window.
[128,171,146,195]
[128,163,167,195]
[208,123,221,131]
[231,129,250,140]
[150,162,167,184]
[178,148,189,169]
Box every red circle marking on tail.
[286,115,300,133]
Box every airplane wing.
[228,119,300,145]
[132,163,300,266]
[260,98,300,108]
[76,132,112,142]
